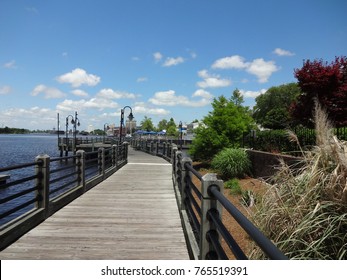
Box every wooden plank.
[0,148,189,260]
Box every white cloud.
[240,88,267,98]
[246,58,279,83]
[273,48,295,56]
[192,89,213,99]
[56,97,119,112]
[212,55,249,69]
[162,56,185,67]
[134,103,171,116]
[56,99,87,112]
[96,88,136,99]
[31,84,66,99]
[153,52,163,63]
[3,60,17,69]
[0,85,12,95]
[0,107,56,129]
[196,69,231,88]
[211,55,279,83]
[56,68,100,87]
[149,89,213,107]
[131,56,140,61]
[71,89,89,97]
[136,77,148,83]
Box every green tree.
[140,116,155,131]
[166,118,177,136]
[157,119,168,131]
[189,90,255,161]
[253,83,301,129]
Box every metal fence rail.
[131,139,288,260]
[0,143,129,250]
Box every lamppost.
[73,111,80,154]
[179,121,183,150]
[119,106,134,144]
[103,123,109,143]
[65,114,75,156]
[65,112,80,155]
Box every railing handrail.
[131,138,288,260]
[0,142,129,250]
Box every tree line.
[189,56,347,160]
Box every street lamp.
[103,123,109,143]
[73,111,80,154]
[119,106,134,144]
[65,112,80,155]
[65,114,74,156]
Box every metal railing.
[132,139,288,260]
[0,142,129,250]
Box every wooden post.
[98,148,105,178]
[112,144,118,168]
[123,142,129,163]
[35,154,50,217]
[180,157,192,211]
[171,145,178,184]
[76,150,86,192]
[199,173,223,260]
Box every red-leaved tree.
[291,56,347,128]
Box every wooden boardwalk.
[0,147,189,259]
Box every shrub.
[211,148,251,179]
[225,178,242,195]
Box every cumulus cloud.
[31,84,66,99]
[56,68,100,87]
[136,77,148,83]
[56,97,119,112]
[1,107,56,129]
[133,102,170,116]
[149,89,213,107]
[96,88,136,99]
[162,56,185,67]
[212,55,249,69]
[246,58,279,83]
[239,88,267,98]
[0,85,12,95]
[3,60,17,69]
[196,70,231,88]
[212,55,279,83]
[153,52,163,63]
[273,48,295,56]
[71,89,88,97]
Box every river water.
[0,134,60,169]
[0,134,90,226]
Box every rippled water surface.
[0,134,59,168]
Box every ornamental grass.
[249,102,347,259]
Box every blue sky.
[1,0,346,130]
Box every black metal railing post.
[35,154,50,217]
[200,173,224,260]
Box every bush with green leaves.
[189,90,255,161]
[225,178,242,195]
[211,148,251,179]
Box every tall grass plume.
[249,101,347,259]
